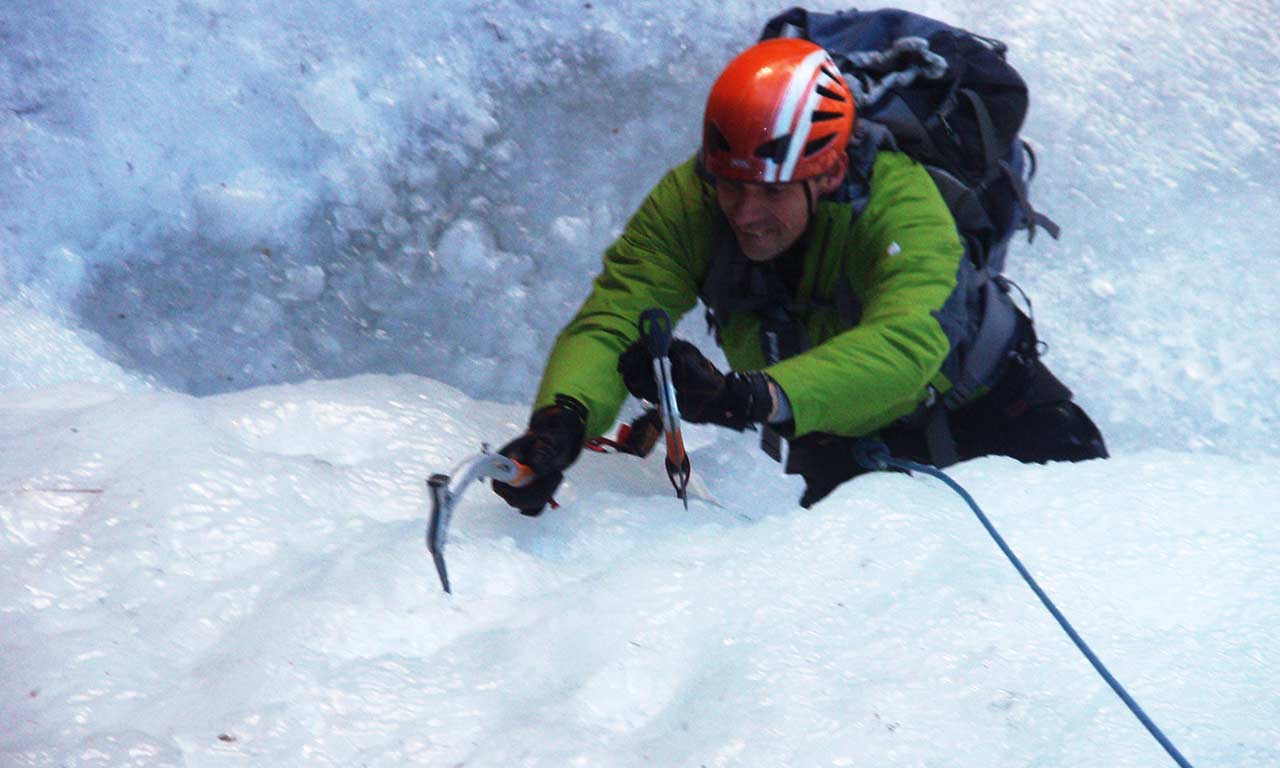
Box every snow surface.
[4,378,1279,766]
[2,0,1279,765]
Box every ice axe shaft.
[427,449,533,594]
[638,308,691,508]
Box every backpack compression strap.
[1002,141,1062,243]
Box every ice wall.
[2,0,1278,453]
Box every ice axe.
[638,307,691,509]
[426,447,534,594]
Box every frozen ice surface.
[1,378,1277,766]
[3,0,1275,454]
[0,0,738,402]
[2,0,1280,765]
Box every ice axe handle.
[639,308,673,358]
[639,307,691,509]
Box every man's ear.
[815,152,849,196]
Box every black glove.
[618,338,774,430]
[492,395,587,516]
[617,339,662,403]
[785,432,868,508]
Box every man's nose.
[726,189,765,226]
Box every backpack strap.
[943,277,1020,409]
[835,269,859,329]
[700,212,743,340]
[900,277,1019,469]
[925,389,961,467]
[1002,141,1062,243]
[759,7,812,40]
[958,88,1004,185]
[959,90,1060,246]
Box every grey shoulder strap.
[943,277,1020,409]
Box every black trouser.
[786,354,1109,508]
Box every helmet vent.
[811,110,843,123]
[804,134,835,157]
[706,122,732,154]
[820,65,842,82]
[753,135,792,164]
[814,84,847,102]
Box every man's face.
[716,177,813,262]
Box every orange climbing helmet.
[702,38,855,184]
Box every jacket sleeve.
[763,153,964,438]
[533,159,709,438]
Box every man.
[494,38,1107,514]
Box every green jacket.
[533,151,970,440]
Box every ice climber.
[492,37,1108,513]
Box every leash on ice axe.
[854,440,1195,767]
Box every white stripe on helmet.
[768,48,835,183]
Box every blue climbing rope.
[854,441,1194,768]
